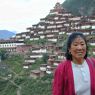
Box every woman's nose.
[77,45,82,49]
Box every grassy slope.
[0,54,53,95]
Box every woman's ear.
[68,49,72,55]
[68,49,71,53]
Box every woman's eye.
[74,44,77,46]
[81,43,85,45]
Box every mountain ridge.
[0,30,16,40]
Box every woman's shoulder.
[86,57,95,65]
[86,57,95,68]
[86,57,95,61]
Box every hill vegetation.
[0,53,52,95]
[62,0,95,16]
[0,73,52,95]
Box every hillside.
[0,54,52,95]
[62,0,95,16]
[0,30,16,39]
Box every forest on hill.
[62,0,95,16]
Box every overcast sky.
[0,0,65,33]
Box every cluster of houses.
[0,2,95,78]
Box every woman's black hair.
[65,32,88,60]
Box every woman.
[52,32,95,95]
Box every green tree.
[42,53,49,63]
[88,43,95,57]
[24,38,32,45]
[0,49,8,61]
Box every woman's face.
[69,36,86,61]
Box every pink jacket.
[52,58,95,95]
